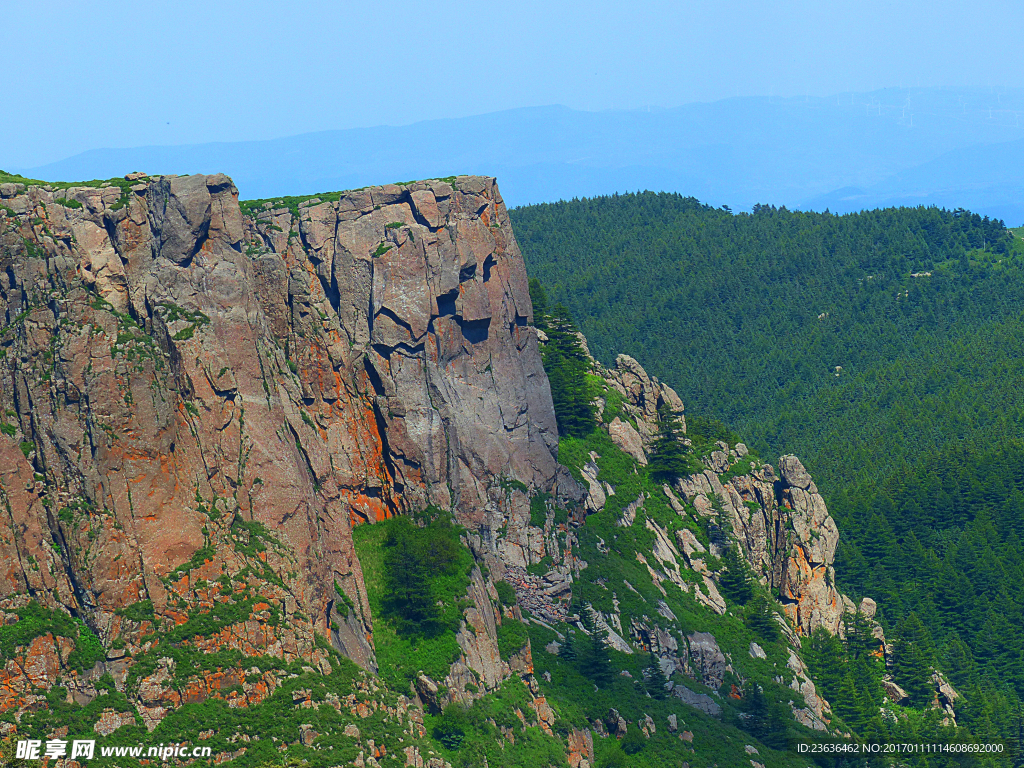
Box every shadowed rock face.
[242,176,575,527]
[0,174,572,691]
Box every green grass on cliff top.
[0,169,142,193]
[0,170,470,221]
[238,176,462,219]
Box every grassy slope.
[353,486,816,767]
[353,517,573,768]
[528,410,824,768]
[352,519,471,691]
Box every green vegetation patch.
[494,580,516,609]
[165,544,215,583]
[12,684,137,744]
[496,619,529,661]
[352,509,474,690]
[424,676,569,767]
[52,195,83,209]
[163,595,261,645]
[0,170,146,210]
[529,492,550,528]
[115,600,156,623]
[0,601,104,672]
[157,301,211,342]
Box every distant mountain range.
[11,87,1024,223]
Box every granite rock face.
[776,455,842,635]
[0,175,574,723]
[570,332,853,639]
[672,444,846,635]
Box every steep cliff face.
[0,174,574,728]
[241,176,577,525]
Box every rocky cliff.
[573,350,849,639]
[0,173,578,737]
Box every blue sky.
[5,0,1024,168]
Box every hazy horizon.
[12,87,1024,225]
[4,0,1023,169]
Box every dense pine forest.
[512,195,1024,495]
[833,444,1024,720]
[514,196,1024,752]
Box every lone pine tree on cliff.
[718,543,753,605]
[648,404,691,483]
[529,279,596,438]
[643,652,670,699]
[579,606,614,687]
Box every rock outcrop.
[673,448,845,635]
[571,331,856,638]
[776,456,842,635]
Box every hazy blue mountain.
[802,137,1024,225]
[13,88,1024,221]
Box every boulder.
[696,577,727,615]
[674,685,722,717]
[675,528,707,561]
[415,674,442,713]
[581,461,607,513]
[882,678,909,705]
[687,632,727,689]
[859,597,877,619]
[609,417,647,465]
[779,455,815,491]
[605,708,628,738]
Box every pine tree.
[381,516,460,637]
[807,627,846,702]
[833,673,865,731]
[643,653,670,699]
[718,544,753,605]
[528,278,549,328]
[580,630,614,688]
[891,613,935,708]
[579,608,614,687]
[761,700,790,751]
[745,595,780,642]
[538,302,596,438]
[746,685,770,740]
[940,632,975,691]
[560,632,578,664]
[579,604,598,634]
[647,404,691,483]
[844,610,878,661]
[382,522,442,635]
[851,656,882,709]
